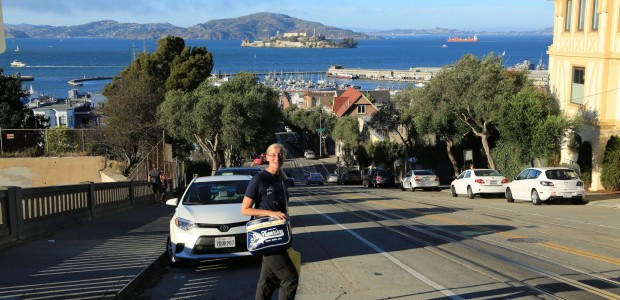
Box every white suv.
[304,150,316,159]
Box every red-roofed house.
[331,87,378,118]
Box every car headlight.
[540,181,554,186]
[175,217,197,231]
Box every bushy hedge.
[576,141,592,188]
[491,141,525,180]
[601,136,620,191]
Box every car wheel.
[506,188,514,203]
[167,236,185,267]
[531,189,542,205]
[451,186,457,197]
[401,183,405,191]
[409,185,415,192]
[467,186,475,199]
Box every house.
[548,0,620,191]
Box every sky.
[2,0,555,31]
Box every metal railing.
[0,180,154,249]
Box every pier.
[67,76,113,86]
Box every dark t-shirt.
[245,169,287,213]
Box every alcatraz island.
[241,32,358,48]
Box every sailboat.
[15,45,19,52]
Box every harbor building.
[548,0,620,191]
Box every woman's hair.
[266,143,287,177]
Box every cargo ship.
[447,34,478,43]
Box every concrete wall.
[0,156,114,187]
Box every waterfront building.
[548,0,620,190]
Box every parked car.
[306,172,324,185]
[215,167,261,176]
[326,172,339,183]
[401,169,440,191]
[284,171,295,187]
[505,167,586,205]
[340,170,362,185]
[304,150,316,159]
[451,169,508,199]
[166,175,252,266]
[252,155,267,165]
[367,170,395,188]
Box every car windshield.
[545,169,579,180]
[413,170,434,175]
[215,168,260,176]
[473,170,502,176]
[183,180,249,205]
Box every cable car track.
[295,187,620,299]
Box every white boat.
[15,45,19,52]
[441,44,448,48]
[10,60,26,68]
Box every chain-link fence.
[127,138,187,195]
[0,128,106,157]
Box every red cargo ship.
[447,34,478,42]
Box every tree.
[0,71,47,154]
[441,53,528,169]
[102,36,214,172]
[601,136,620,191]
[498,86,576,166]
[332,116,362,167]
[367,100,417,158]
[158,72,281,174]
[365,140,405,169]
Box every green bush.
[491,141,525,180]
[576,141,593,188]
[601,136,620,191]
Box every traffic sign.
[316,128,325,133]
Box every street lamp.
[319,109,322,158]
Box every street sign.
[316,128,325,133]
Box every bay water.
[1,35,552,98]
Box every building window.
[357,105,366,114]
[592,0,599,30]
[577,0,586,31]
[565,0,573,31]
[571,67,585,104]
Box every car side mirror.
[166,198,179,206]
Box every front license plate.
[215,236,235,248]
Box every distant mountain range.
[5,12,552,40]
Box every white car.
[304,150,316,159]
[504,167,586,205]
[284,126,292,132]
[166,175,252,266]
[401,169,440,191]
[451,169,508,199]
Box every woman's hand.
[271,210,288,220]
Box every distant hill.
[368,27,553,36]
[5,13,376,40]
[4,13,552,40]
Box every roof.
[193,175,253,182]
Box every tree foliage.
[102,36,213,172]
[437,53,528,169]
[365,140,405,170]
[601,136,620,191]
[368,99,417,157]
[158,72,281,174]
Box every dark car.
[306,172,324,185]
[340,170,362,185]
[370,170,395,188]
[214,167,261,176]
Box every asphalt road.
[139,182,620,299]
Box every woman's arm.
[241,196,288,220]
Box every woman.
[241,143,298,300]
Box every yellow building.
[548,0,620,190]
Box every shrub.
[491,141,525,180]
[601,136,620,191]
[577,141,593,188]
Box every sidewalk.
[0,203,174,299]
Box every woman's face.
[266,147,285,169]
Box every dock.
[67,76,113,86]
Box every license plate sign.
[489,181,497,184]
[563,192,571,198]
[215,236,235,248]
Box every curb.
[116,252,167,299]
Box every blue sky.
[3,0,555,31]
